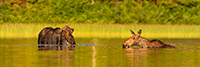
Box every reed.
[0,23,199,38]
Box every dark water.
[0,38,200,67]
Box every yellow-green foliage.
[0,23,199,38]
[1,0,200,24]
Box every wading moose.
[38,25,76,49]
[123,29,176,49]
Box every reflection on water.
[124,48,148,67]
[0,38,200,67]
[38,46,74,51]
[92,46,96,67]
[38,44,97,51]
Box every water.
[0,38,200,67]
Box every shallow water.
[0,38,200,67]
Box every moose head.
[123,29,144,49]
[60,25,76,47]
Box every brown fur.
[123,29,176,49]
[38,25,76,48]
[60,25,76,47]
[38,27,54,45]
[61,25,74,34]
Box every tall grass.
[0,23,199,38]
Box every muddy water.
[0,38,200,67]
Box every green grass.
[1,0,200,24]
[0,23,199,38]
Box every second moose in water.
[123,29,176,49]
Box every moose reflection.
[38,25,76,50]
[123,29,176,49]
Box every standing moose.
[38,25,76,49]
[123,29,176,49]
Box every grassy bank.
[0,23,199,38]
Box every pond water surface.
[0,38,200,67]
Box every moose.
[38,25,76,49]
[123,29,176,49]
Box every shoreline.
[0,23,199,38]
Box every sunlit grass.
[0,23,199,38]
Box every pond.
[0,38,200,67]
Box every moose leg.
[58,45,60,51]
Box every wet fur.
[136,38,176,48]
[38,25,76,48]
[123,29,176,49]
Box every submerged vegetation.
[0,0,200,24]
[0,23,199,38]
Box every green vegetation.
[0,0,200,24]
[0,23,199,38]
[0,1,199,38]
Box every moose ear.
[130,30,135,35]
[138,29,142,35]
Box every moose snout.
[71,28,74,32]
[122,43,130,49]
[122,44,126,49]
[70,28,74,33]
